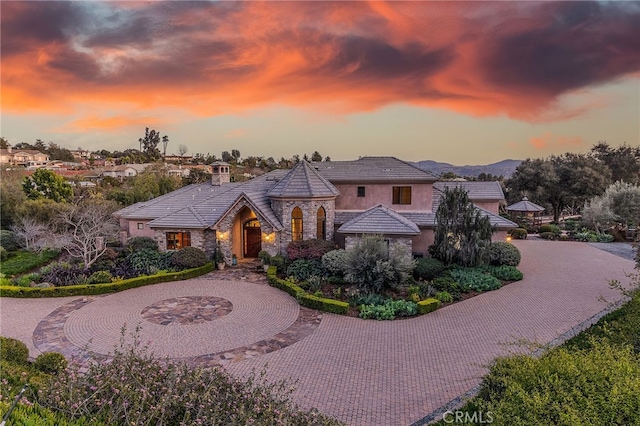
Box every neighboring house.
[115,157,517,263]
[102,165,139,179]
[0,146,49,166]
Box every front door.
[243,219,261,258]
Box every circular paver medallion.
[141,296,233,325]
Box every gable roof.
[313,156,438,183]
[433,181,505,200]
[267,160,339,198]
[506,197,545,212]
[337,204,420,235]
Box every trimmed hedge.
[0,336,29,364]
[0,263,214,298]
[509,228,528,240]
[417,298,441,314]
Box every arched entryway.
[243,218,261,258]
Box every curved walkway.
[0,241,636,425]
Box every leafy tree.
[0,137,8,149]
[440,171,460,180]
[431,187,493,267]
[0,169,28,227]
[45,142,74,162]
[590,141,640,184]
[221,150,233,163]
[231,149,241,163]
[507,153,611,222]
[138,127,167,161]
[583,182,640,232]
[311,151,323,162]
[22,168,73,202]
[106,167,181,206]
[182,168,211,185]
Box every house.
[101,163,151,180]
[0,145,49,166]
[115,157,517,263]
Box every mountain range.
[413,159,522,178]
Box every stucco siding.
[334,183,433,211]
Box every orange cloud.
[529,132,584,150]
[1,1,638,124]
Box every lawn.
[0,250,59,276]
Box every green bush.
[0,249,59,276]
[267,268,305,298]
[269,254,286,271]
[539,231,556,240]
[359,299,417,320]
[258,250,271,264]
[0,263,214,298]
[286,259,323,282]
[450,268,501,292]
[0,229,19,251]
[87,270,113,284]
[509,228,528,240]
[298,293,349,315]
[171,246,208,269]
[539,224,561,235]
[321,249,348,276]
[286,239,336,261]
[0,336,29,365]
[125,236,158,252]
[33,352,68,374]
[489,265,523,281]
[350,292,390,307]
[417,298,441,314]
[489,242,521,266]
[432,275,461,297]
[40,262,87,286]
[435,291,453,303]
[414,257,445,281]
[0,246,7,261]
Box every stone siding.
[270,198,336,255]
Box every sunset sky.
[1,1,638,164]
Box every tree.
[177,144,188,159]
[311,151,323,162]
[431,187,493,267]
[182,168,211,185]
[583,182,640,232]
[507,153,611,222]
[22,169,73,202]
[0,137,8,149]
[0,169,28,228]
[57,199,120,268]
[590,142,640,184]
[231,149,241,164]
[10,217,54,252]
[138,128,166,161]
[221,151,233,163]
[46,142,74,162]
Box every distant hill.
[413,159,522,178]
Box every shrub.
[39,262,87,286]
[33,352,68,374]
[125,236,158,252]
[539,231,556,240]
[489,242,521,266]
[417,298,441,314]
[0,249,59,276]
[321,249,348,276]
[39,331,342,425]
[269,254,286,271]
[286,259,323,282]
[0,336,29,365]
[539,224,561,235]
[350,292,389,307]
[359,299,417,320]
[258,250,271,264]
[414,257,445,281]
[450,268,501,292]
[297,293,349,315]
[432,276,461,297]
[170,246,207,269]
[286,239,336,261]
[435,291,453,303]
[305,275,324,293]
[0,246,7,261]
[0,229,19,251]
[87,270,113,284]
[509,228,528,240]
[11,272,41,287]
[489,265,523,281]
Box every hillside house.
[115,157,517,263]
[0,146,49,167]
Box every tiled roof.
[506,197,545,212]
[314,157,438,182]
[148,206,209,229]
[267,160,339,198]
[337,204,420,235]
[433,181,505,200]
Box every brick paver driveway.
[0,241,635,425]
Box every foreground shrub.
[417,298,441,314]
[39,330,341,425]
[39,262,87,286]
[0,336,29,365]
[86,270,113,284]
[450,268,501,292]
[359,299,417,320]
[322,249,348,276]
[269,254,286,271]
[0,249,59,276]
[489,242,521,266]
[539,231,556,240]
[286,239,336,261]
[472,339,640,425]
[432,276,461,298]
[414,257,445,281]
[488,265,523,281]
[0,246,7,261]
[170,246,207,269]
[125,236,158,252]
[33,352,68,374]
[509,228,528,240]
[127,249,169,275]
[0,229,19,251]
[286,259,323,282]
[538,224,561,235]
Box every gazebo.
[506,196,545,227]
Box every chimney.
[211,161,231,186]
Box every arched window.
[291,207,303,241]
[317,207,326,240]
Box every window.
[291,207,303,241]
[317,207,326,240]
[166,232,191,250]
[392,186,411,205]
[357,186,365,197]
[137,223,144,230]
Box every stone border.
[33,297,322,367]
[410,297,628,425]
